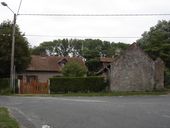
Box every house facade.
[18,55,85,83]
[110,43,164,91]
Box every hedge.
[0,78,18,94]
[165,69,170,88]
[50,77,108,93]
[0,78,10,94]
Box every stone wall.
[110,43,158,91]
[154,58,165,90]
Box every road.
[0,95,170,128]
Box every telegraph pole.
[1,2,16,92]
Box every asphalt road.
[0,95,170,128]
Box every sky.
[0,0,170,46]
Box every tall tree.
[138,20,170,68]
[31,39,129,75]
[0,21,31,77]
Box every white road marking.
[31,97,107,103]
[58,98,107,103]
[42,125,50,128]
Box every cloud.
[0,0,170,46]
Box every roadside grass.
[0,107,20,128]
[14,89,170,97]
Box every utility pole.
[1,2,16,92]
[11,14,16,91]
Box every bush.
[62,61,87,77]
[0,78,18,94]
[50,77,108,93]
[165,69,170,88]
[0,78,10,94]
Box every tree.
[31,39,129,76]
[137,20,170,87]
[85,58,102,76]
[62,61,87,77]
[138,20,170,68]
[0,21,31,77]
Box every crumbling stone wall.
[110,43,164,91]
[154,58,165,90]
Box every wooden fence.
[19,80,49,94]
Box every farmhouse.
[17,55,85,83]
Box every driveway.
[0,95,170,128]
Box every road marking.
[42,125,50,128]
[32,97,107,103]
[58,98,107,103]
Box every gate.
[19,80,49,94]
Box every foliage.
[137,20,170,87]
[31,39,129,58]
[0,78,10,94]
[50,76,108,93]
[165,69,170,88]
[0,21,31,77]
[85,58,102,75]
[0,107,20,128]
[31,39,129,75]
[62,61,87,77]
[138,20,170,69]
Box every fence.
[19,80,49,94]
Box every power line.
[18,13,170,17]
[24,34,141,39]
[17,0,23,15]
[0,34,140,38]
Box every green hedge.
[0,78,18,94]
[0,78,10,94]
[50,77,108,93]
[165,69,170,88]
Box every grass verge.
[0,107,20,128]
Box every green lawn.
[0,107,19,128]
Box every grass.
[14,89,170,97]
[50,90,169,96]
[0,107,20,128]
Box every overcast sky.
[0,0,170,46]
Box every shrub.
[62,61,87,77]
[165,69,170,88]
[0,78,10,94]
[50,77,108,93]
[0,78,18,94]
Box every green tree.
[0,21,31,77]
[85,58,102,76]
[138,20,170,87]
[138,20,170,68]
[31,39,129,76]
[62,61,87,77]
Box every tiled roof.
[26,55,85,72]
